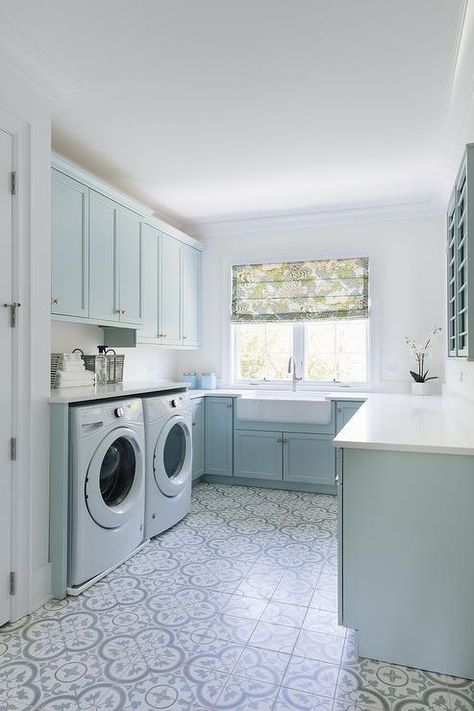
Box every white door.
[0,128,13,626]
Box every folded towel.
[59,353,83,360]
[56,370,95,385]
[58,362,86,372]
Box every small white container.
[411,381,431,396]
[200,372,217,389]
[182,372,198,389]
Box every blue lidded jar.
[182,372,198,389]
[200,372,217,390]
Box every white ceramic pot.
[411,381,431,396]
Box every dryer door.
[153,416,192,497]
[85,427,144,529]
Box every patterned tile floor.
[0,482,473,710]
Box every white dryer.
[69,398,145,590]
[142,392,192,537]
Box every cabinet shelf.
[447,144,474,359]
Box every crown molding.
[0,16,82,101]
[190,199,442,238]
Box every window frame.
[231,318,370,390]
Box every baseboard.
[201,474,336,495]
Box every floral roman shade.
[231,257,369,323]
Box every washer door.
[153,416,191,497]
[85,427,143,529]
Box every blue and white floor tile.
[0,482,472,710]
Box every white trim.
[0,108,31,621]
[0,16,82,101]
[192,199,440,238]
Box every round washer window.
[163,423,186,479]
[99,437,136,507]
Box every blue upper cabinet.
[89,191,119,324]
[51,170,89,318]
[89,193,142,327]
[159,234,182,345]
[117,208,142,326]
[139,224,159,340]
[51,155,202,334]
[182,245,201,347]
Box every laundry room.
[1,1,474,710]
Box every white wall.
[180,214,445,392]
[0,61,52,611]
[51,322,179,382]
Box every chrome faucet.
[288,356,303,392]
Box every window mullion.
[294,323,304,380]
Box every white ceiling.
[0,0,467,226]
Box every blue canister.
[182,372,198,389]
[200,372,217,390]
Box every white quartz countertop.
[187,389,370,401]
[50,382,370,405]
[334,393,474,456]
[50,381,188,404]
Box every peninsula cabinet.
[51,170,89,318]
[339,446,474,679]
[447,143,474,358]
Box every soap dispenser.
[95,345,109,385]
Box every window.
[232,258,369,385]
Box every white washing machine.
[142,392,192,538]
[68,398,146,591]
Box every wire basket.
[50,354,61,388]
[73,348,124,384]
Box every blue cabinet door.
[192,398,205,479]
[336,401,364,433]
[139,224,159,340]
[234,430,283,480]
[182,246,201,347]
[89,191,119,323]
[51,170,89,317]
[117,208,142,325]
[205,398,233,476]
[159,234,181,345]
[283,432,335,486]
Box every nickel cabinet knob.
[51,297,60,305]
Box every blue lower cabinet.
[191,398,205,480]
[234,430,283,480]
[283,432,335,486]
[205,398,233,476]
[336,401,364,433]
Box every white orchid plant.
[405,326,442,383]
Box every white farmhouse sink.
[236,392,332,425]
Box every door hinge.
[10,437,16,461]
[9,572,16,596]
[10,171,16,195]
